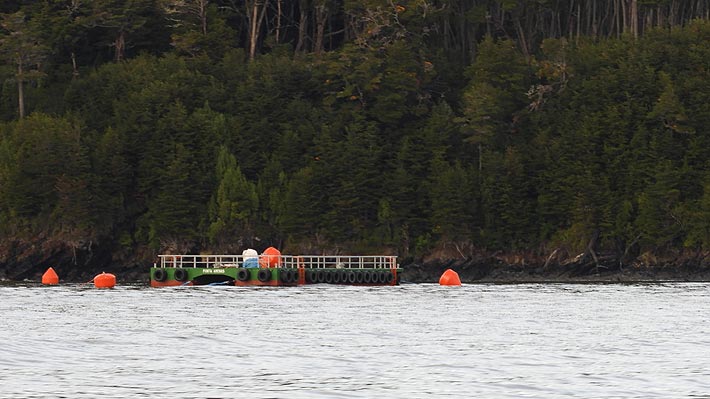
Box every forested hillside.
[0,1,709,277]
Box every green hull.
[150,267,401,287]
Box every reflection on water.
[1,283,710,398]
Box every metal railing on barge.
[157,255,398,270]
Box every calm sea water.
[1,283,709,398]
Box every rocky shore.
[401,254,710,283]
[2,238,710,284]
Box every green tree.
[0,11,48,118]
[429,154,476,244]
[92,127,132,237]
[321,116,383,242]
[207,146,259,248]
[30,0,90,78]
[0,113,94,237]
[385,101,460,253]
[278,166,322,245]
[647,72,695,136]
[684,178,710,251]
[145,143,202,248]
[460,36,531,171]
[480,147,535,249]
[635,161,683,251]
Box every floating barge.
[150,254,401,287]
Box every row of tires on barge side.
[152,267,400,286]
[238,267,398,285]
[304,268,398,285]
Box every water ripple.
[2,283,710,398]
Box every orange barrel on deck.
[259,246,282,268]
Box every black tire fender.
[355,271,365,284]
[174,268,188,282]
[363,271,372,284]
[237,268,251,282]
[378,271,388,284]
[154,268,167,282]
[280,269,293,283]
[306,270,317,283]
[257,268,272,282]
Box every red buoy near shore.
[94,272,116,288]
[42,267,59,285]
[439,269,461,286]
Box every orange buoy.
[42,267,59,285]
[439,269,461,286]
[93,272,116,288]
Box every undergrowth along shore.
[404,255,710,283]
[2,240,709,283]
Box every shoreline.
[3,266,710,285]
[2,240,710,284]
[400,258,710,284]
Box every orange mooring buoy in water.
[93,272,116,288]
[439,269,461,286]
[42,267,59,285]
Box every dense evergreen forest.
[0,1,709,276]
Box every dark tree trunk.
[17,60,25,119]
